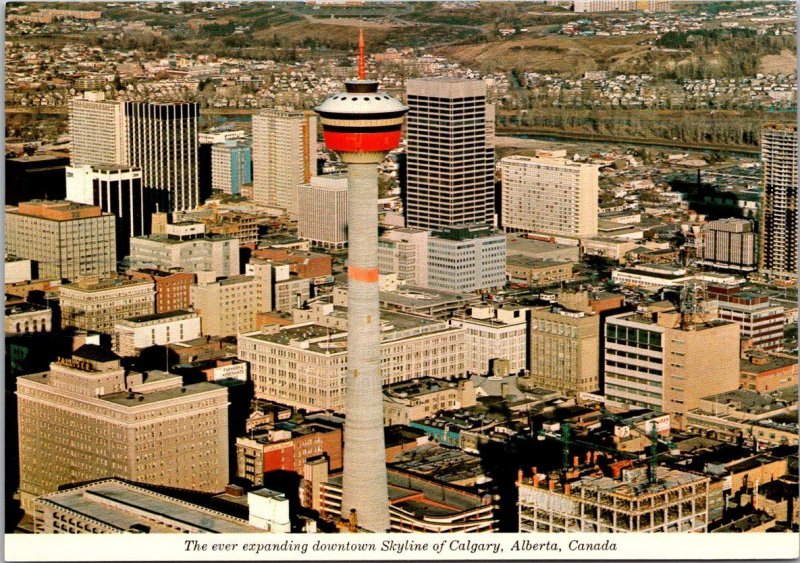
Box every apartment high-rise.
[67,92,127,167]
[252,109,317,217]
[5,200,116,281]
[759,123,797,279]
[405,78,495,230]
[696,218,756,272]
[65,164,150,259]
[297,174,348,249]
[604,303,740,427]
[124,101,200,213]
[501,155,599,238]
[17,345,229,511]
[211,141,252,196]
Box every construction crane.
[600,408,679,484]
[537,423,641,472]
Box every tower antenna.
[358,29,365,80]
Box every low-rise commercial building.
[235,420,343,486]
[5,302,52,334]
[320,467,497,532]
[129,223,239,279]
[506,256,573,286]
[740,352,798,392]
[113,310,202,357]
[684,387,798,448]
[60,277,155,334]
[128,269,195,314]
[33,479,263,534]
[383,377,477,426]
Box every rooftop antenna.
[358,28,365,80]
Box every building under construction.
[517,465,710,533]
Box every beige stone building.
[506,256,573,286]
[237,310,466,412]
[5,302,52,334]
[501,155,598,238]
[449,304,528,375]
[252,109,317,217]
[604,303,740,426]
[191,275,264,337]
[5,200,116,282]
[529,304,600,396]
[16,345,229,511]
[60,277,155,334]
[383,377,477,426]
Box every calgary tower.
[314,31,407,533]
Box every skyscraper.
[252,109,317,217]
[405,78,495,230]
[314,31,407,532]
[67,92,127,167]
[759,123,797,280]
[65,164,149,259]
[124,101,200,213]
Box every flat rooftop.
[740,355,797,374]
[37,479,259,533]
[119,309,195,325]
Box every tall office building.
[696,218,757,272]
[5,200,116,281]
[529,303,600,396]
[124,101,200,213]
[501,155,599,237]
[759,123,797,279]
[251,109,317,217]
[405,78,495,230]
[68,92,127,167]
[211,141,252,196]
[17,345,229,511]
[297,174,348,249]
[66,164,150,259]
[60,277,155,334]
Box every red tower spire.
[358,28,365,80]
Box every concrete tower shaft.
[314,32,408,533]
